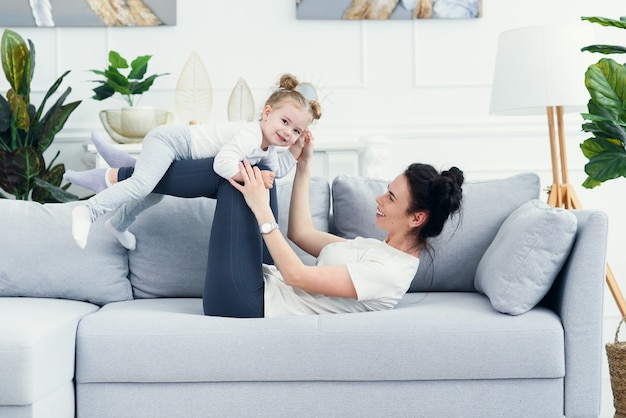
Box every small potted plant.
[89,50,170,143]
[0,29,80,202]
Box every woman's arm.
[229,156,356,299]
[286,132,345,257]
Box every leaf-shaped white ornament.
[227,77,255,122]
[175,52,212,125]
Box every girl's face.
[375,174,424,236]
[260,101,311,149]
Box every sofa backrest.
[331,173,541,292]
[78,172,540,297]
[0,172,541,304]
[127,176,331,299]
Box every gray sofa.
[0,172,607,418]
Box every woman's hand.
[298,129,315,163]
[289,129,315,162]
[231,170,275,189]
[229,160,272,217]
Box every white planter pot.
[99,108,174,144]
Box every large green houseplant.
[0,29,80,201]
[580,16,626,188]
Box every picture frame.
[0,0,176,27]
[296,0,482,20]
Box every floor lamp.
[490,24,626,316]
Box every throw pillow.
[474,199,578,315]
[0,200,132,305]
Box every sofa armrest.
[543,209,608,417]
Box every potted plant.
[579,16,626,188]
[0,29,80,202]
[89,50,170,143]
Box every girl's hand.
[260,170,276,189]
[229,160,271,216]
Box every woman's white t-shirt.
[263,237,420,317]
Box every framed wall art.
[0,0,176,27]
[297,0,482,20]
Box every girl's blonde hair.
[263,73,322,122]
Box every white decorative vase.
[99,108,174,144]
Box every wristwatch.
[260,222,280,235]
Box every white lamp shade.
[489,24,596,116]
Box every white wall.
[1,0,625,315]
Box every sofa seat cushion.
[76,295,563,384]
[0,297,99,406]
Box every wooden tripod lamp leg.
[546,107,562,207]
[607,265,626,317]
[549,106,626,316]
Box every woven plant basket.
[607,317,626,417]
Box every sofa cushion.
[332,175,387,240]
[332,173,541,292]
[0,200,132,305]
[0,297,98,406]
[127,196,214,298]
[127,177,330,298]
[75,295,563,385]
[474,199,577,315]
[276,176,331,266]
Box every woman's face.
[260,102,311,149]
[374,174,416,234]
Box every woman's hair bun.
[431,167,464,215]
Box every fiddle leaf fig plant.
[89,50,168,107]
[0,29,80,202]
[580,16,626,188]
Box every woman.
[90,131,463,318]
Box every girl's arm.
[213,126,260,181]
[229,156,356,299]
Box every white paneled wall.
[1,0,625,315]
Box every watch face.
[261,222,278,234]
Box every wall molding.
[52,116,585,145]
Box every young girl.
[71,73,321,249]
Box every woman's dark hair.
[404,163,464,249]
